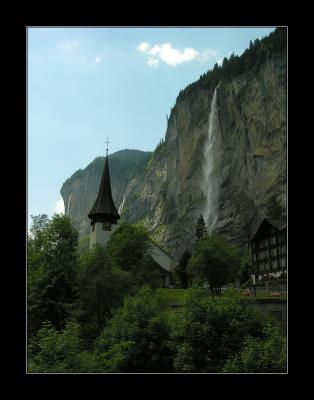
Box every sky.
[28,26,275,228]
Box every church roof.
[88,156,120,221]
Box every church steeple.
[88,139,120,230]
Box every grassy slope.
[157,288,286,310]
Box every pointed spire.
[88,151,120,225]
[105,137,110,158]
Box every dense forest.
[27,214,286,373]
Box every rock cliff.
[61,29,287,262]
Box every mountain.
[60,28,287,261]
[60,149,152,236]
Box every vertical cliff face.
[121,53,286,261]
[214,54,287,245]
[60,29,287,262]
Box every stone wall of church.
[89,222,119,249]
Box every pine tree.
[195,215,208,240]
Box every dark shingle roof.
[251,217,287,240]
[88,157,120,221]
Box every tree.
[174,250,191,288]
[188,235,241,299]
[96,286,175,372]
[222,324,287,373]
[28,320,99,373]
[173,288,279,373]
[76,235,90,257]
[28,214,78,336]
[106,223,161,288]
[75,244,132,342]
[29,214,50,240]
[237,249,251,286]
[195,214,208,240]
[266,194,285,218]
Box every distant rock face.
[60,150,152,237]
[61,53,286,263]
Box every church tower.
[88,140,120,249]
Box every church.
[87,143,173,287]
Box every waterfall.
[67,192,72,216]
[202,87,221,233]
[118,178,136,215]
[118,193,126,215]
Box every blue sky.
[28,26,275,227]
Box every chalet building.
[251,218,287,280]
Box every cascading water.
[118,178,136,215]
[201,86,221,233]
[67,192,72,216]
[118,193,126,215]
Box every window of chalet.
[272,248,277,257]
[272,260,278,270]
[271,236,276,245]
[280,258,286,268]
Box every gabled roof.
[88,156,120,221]
[251,217,287,240]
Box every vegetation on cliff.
[175,27,287,108]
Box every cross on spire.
[105,137,110,157]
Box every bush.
[173,288,278,373]
[28,320,99,373]
[222,324,287,372]
[96,286,175,372]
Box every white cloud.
[146,43,199,67]
[157,44,199,66]
[138,42,150,52]
[59,39,80,52]
[54,198,65,214]
[147,57,159,68]
[95,55,103,64]
[137,41,220,68]
[198,49,219,63]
